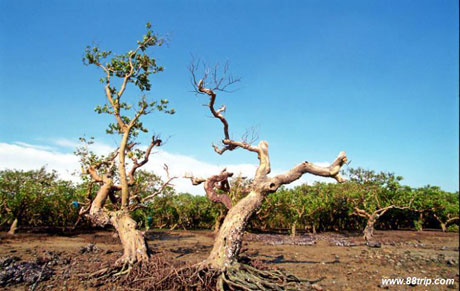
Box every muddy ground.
[0,229,458,290]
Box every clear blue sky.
[0,0,458,191]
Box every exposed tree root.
[215,262,322,291]
[114,255,323,290]
[113,261,133,277]
[81,254,322,290]
[121,256,218,290]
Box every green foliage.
[416,186,459,226]
[83,23,174,138]
[447,224,459,232]
[0,168,82,229]
[0,166,457,233]
[413,219,423,231]
[135,193,222,230]
[345,168,414,214]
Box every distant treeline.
[0,168,458,234]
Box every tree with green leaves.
[292,183,340,234]
[0,168,78,234]
[346,168,413,241]
[416,186,459,232]
[78,23,175,265]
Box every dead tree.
[187,61,348,289]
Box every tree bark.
[119,132,130,209]
[7,218,18,235]
[214,210,225,233]
[363,215,376,241]
[110,210,149,264]
[205,190,265,270]
[291,221,297,237]
[440,223,447,232]
[88,181,112,226]
[86,178,149,263]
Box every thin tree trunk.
[417,212,423,232]
[7,218,18,235]
[440,223,447,232]
[119,132,130,209]
[290,221,297,237]
[205,190,264,270]
[363,216,376,241]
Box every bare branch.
[128,136,162,184]
[446,216,459,225]
[184,173,206,185]
[140,164,177,203]
[241,126,259,146]
[270,151,348,192]
[352,207,371,218]
[189,59,267,161]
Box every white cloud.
[0,143,80,182]
[52,138,79,148]
[52,138,114,155]
[13,142,55,151]
[0,141,336,195]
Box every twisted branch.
[185,169,234,209]
[270,151,348,192]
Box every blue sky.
[0,0,458,193]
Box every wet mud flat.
[0,230,458,290]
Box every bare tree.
[187,61,348,288]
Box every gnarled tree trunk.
[205,190,264,270]
[363,215,376,241]
[85,177,149,264]
[110,210,149,264]
[189,69,348,282]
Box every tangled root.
[216,262,322,290]
[117,256,322,290]
[121,256,218,290]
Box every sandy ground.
[0,229,458,290]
